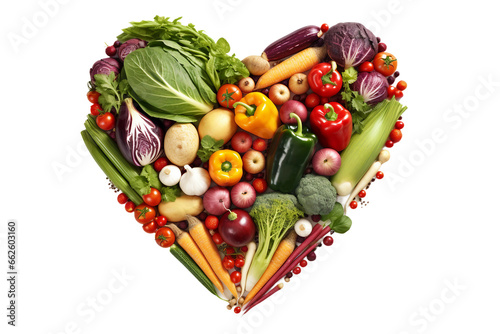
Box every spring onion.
[331,98,407,196]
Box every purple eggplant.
[262,25,322,61]
[116,98,163,167]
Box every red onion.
[202,187,230,215]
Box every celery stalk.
[331,98,407,196]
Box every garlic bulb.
[159,165,182,186]
[179,165,211,196]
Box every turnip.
[312,148,342,176]
[279,100,307,124]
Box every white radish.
[239,241,257,295]
[294,219,313,237]
[345,150,390,213]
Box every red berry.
[395,121,404,129]
[349,201,358,209]
[155,215,167,227]
[153,157,168,172]
[252,178,268,193]
[299,260,308,267]
[124,201,136,213]
[323,236,334,246]
[252,138,267,151]
[241,246,248,253]
[117,193,128,204]
[378,43,387,52]
[358,190,366,198]
[311,215,321,223]
[105,45,116,56]
[320,23,329,33]
[385,140,394,148]
[376,171,384,179]
[234,306,241,314]
[293,267,301,275]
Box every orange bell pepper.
[233,92,280,139]
[209,150,243,187]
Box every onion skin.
[262,25,321,61]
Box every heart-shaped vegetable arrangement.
[82,16,408,314]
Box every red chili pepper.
[307,62,342,98]
[310,102,353,151]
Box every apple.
[242,149,265,174]
[219,209,256,247]
[230,182,256,209]
[231,131,252,153]
[268,83,290,105]
[312,148,342,176]
[279,100,308,124]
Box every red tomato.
[358,61,374,72]
[396,80,407,91]
[117,193,128,204]
[212,232,224,245]
[222,256,235,270]
[376,171,384,179]
[143,188,161,207]
[90,103,102,116]
[394,89,404,100]
[205,215,219,230]
[387,86,397,99]
[390,129,402,143]
[124,201,136,213]
[143,221,158,234]
[320,23,329,33]
[385,140,394,148]
[96,112,115,131]
[153,157,168,172]
[217,84,242,108]
[358,190,366,198]
[252,178,268,193]
[230,271,242,283]
[155,215,167,227]
[374,52,398,76]
[155,227,175,248]
[234,255,245,268]
[395,121,404,129]
[134,204,156,224]
[87,91,100,104]
[299,259,308,267]
[293,267,301,275]
[305,93,320,109]
[349,201,358,209]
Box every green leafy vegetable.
[117,16,248,87]
[340,67,371,134]
[197,135,224,162]
[140,165,162,190]
[94,72,129,113]
[124,47,216,122]
[161,185,181,202]
[321,202,352,233]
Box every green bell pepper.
[266,113,317,194]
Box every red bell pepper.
[307,61,342,98]
[310,102,352,151]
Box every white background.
[1,0,499,333]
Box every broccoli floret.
[295,174,337,215]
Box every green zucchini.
[81,130,143,205]
[170,244,224,300]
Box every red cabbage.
[89,58,121,84]
[324,22,378,69]
[351,71,388,105]
[116,98,163,167]
[118,38,147,62]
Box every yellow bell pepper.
[233,92,280,139]
[209,150,243,187]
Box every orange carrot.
[186,215,239,298]
[254,46,326,90]
[242,231,297,306]
[167,224,225,294]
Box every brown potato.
[164,123,199,166]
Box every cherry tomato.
[396,80,407,91]
[241,246,248,253]
[205,215,219,230]
[320,23,329,33]
[230,270,242,283]
[394,89,404,100]
[305,93,320,109]
[385,140,394,148]
[212,232,224,245]
[359,61,374,72]
[387,86,397,99]
[226,247,235,255]
[155,215,167,227]
[234,306,241,314]
[134,204,156,224]
[234,255,245,268]
[349,201,358,209]
[293,267,301,275]
[153,157,168,172]
[143,187,161,207]
[155,227,175,248]
[124,201,136,213]
[223,255,235,270]
[358,190,366,198]
[252,178,268,193]
[90,103,102,116]
[373,52,398,76]
[96,112,115,131]
[390,129,402,143]
[217,84,242,108]
[87,91,100,104]
[117,193,128,204]
[376,171,384,179]
[395,121,404,130]
[299,259,308,267]
[143,221,158,234]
